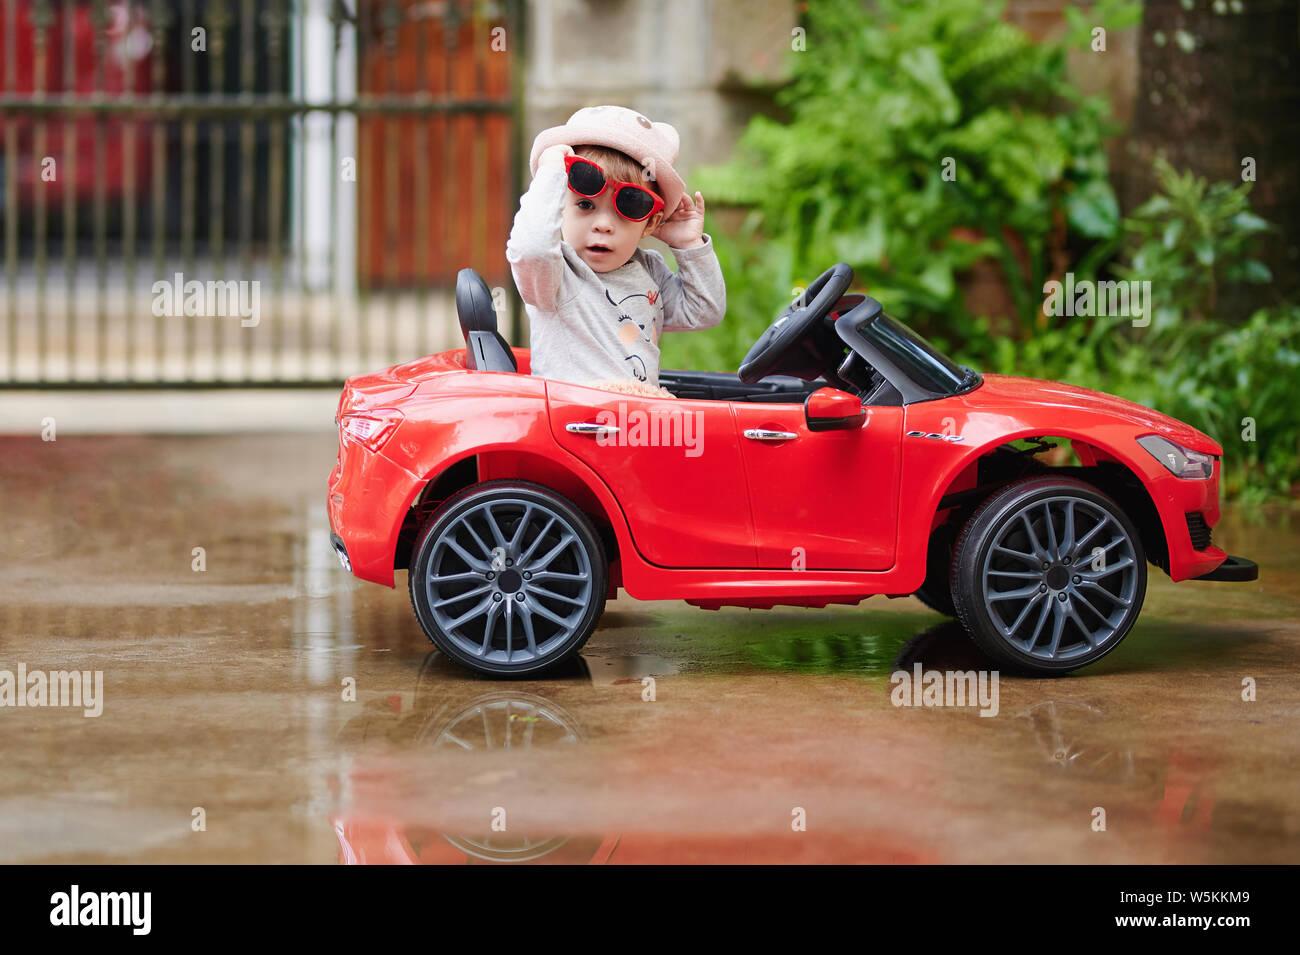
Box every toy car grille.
[1185,512,1212,550]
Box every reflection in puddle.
[415,692,583,862]
[583,653,680,686]
[329,649,943,864]
[733,614,923,673]
[1013,699,1219,839]
[334,653,605,863]
[421,693,583,752]
[331,617,1235,863]
[892,620,1228,849]
[1020,700,1136,778]
[893,620,995,673]
[2,436,1292,863]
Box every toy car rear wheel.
[408,481,607,676]
[951,477,1146,675]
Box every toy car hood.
[972,373,1223,456]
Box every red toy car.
[328,265,1258,676]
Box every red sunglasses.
[564,154,666,223]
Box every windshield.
[834,298,980,403]
[870,314,972,394]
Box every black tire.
[408,481,608,677]
[951,477,1147,675]
[914,524,957,616]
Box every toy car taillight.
[339,410,403,452]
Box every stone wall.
[518,0,797,181]
[518,0,1143,202]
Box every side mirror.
[805,386,866,432]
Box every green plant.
[1196,307,1300,501]
[963,164,1297,500]
[961,311,1300,502]
[667,0,1134,372]
[1114,157,1273,326]
[663,0,1297,501]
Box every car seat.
[456,268,517,373]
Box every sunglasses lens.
[615,186,656,221]
[567,159,604,196]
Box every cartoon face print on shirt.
[605,287,664,381]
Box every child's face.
[562,183,666,273]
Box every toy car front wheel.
[951,477,1146,675]
[408,481,607,676]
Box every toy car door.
[730,401,903,569]
[547,382,757,568]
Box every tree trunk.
[1129,0,1300,313]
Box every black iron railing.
[0,0,524,386]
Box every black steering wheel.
[738,263,855,384]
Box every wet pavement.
[1,434,1297,864]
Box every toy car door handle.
[743,428,798,441]
[565,421,621,436]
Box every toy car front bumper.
[1147,457,1235,582]
[1191,554,1258,582]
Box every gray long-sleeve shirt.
[505,163,726,387]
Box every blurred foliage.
[1114,157,1273,323]
[669,0,1132,360]
[977,305,1300,502]
[663,0,1297,500]
[977,165,1296,502]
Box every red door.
[730,402,903,570]
[358,0,515,287]
[548,383,756,568]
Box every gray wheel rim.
[980,495,1139,663]
[428,694,579,862]
[424,497,594,666]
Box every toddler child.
[505,105,726,397]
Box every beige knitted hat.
[528,105,687,217]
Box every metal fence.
[0,0,523,386]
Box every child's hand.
[651,190,706,249]
[536,144,574,173]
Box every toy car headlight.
[1137,434,1215,480]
